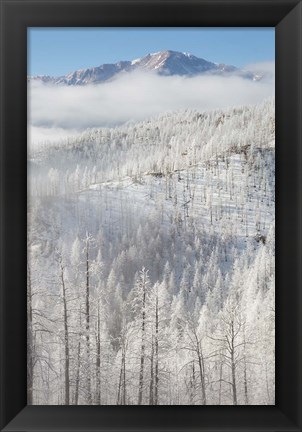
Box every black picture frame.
[0,0,301,431]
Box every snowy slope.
[28,99,275,406]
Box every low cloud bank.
[28,62,274,148]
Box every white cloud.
[243,61,275,77]
[28,62,274,147]
[28,125,82,150]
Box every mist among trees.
[28,98,275,405]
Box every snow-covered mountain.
[30,50,261,85]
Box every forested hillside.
[28,98,275,405]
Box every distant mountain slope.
[29,98,275,187]
[30,50,261,85]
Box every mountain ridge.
[29,50,262,85]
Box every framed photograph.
[0,0,301,431]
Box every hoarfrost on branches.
[28,98,275,405]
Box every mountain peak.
[30,50,260,85]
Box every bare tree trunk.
[265,361,271,404]
[229,319,238,406]
[122,351,126,404]
[117,349,126,405]
[189,362,196,405]
[96,301,101,405]
[60,261,70,405]
[192,326,206,406]
[27,262,34,405]
[231,350,237,405]
[74,340,81,405]
[117,357,123,405]
[138,273,147,405]
[218,355,223,405]
[85,235,92,404]
[149,336,154,405]
[154,294,159,405]
[243,357,248,405]
[197,352,207,405]
[138,318,145,403]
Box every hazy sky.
[28,28,275,76]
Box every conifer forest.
[28,98,275,405]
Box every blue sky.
[28,28,275,76]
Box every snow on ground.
[82,151,274,252]
[27,101,275,406]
